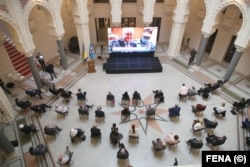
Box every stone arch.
[0,14,24,52]
[23,1,58,37]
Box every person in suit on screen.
[111,28,137,48]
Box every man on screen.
[136,28,156,51]
[111,28,137,48]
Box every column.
[195,34,210,66]
[56,37,68,70]
[223,48,243,82]
[0,88,14,123]
[0,130,15,155]
[26,55,42,89]
[167,21,186,58]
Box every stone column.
[56,36,68,70]
[0,88,14,122]
[223,48,243,82]
[26,53,42,89]
[195,34,210,66]
[0,130,19,160]
[110,0,122,26]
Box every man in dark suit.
[111,28,137,48]
[19,124,39,134]
[46,63,57,81]
[95,106,105,117]
[15,98,32,109]
[90,124,101,137]
[168,104,181,117]
[188,48,197,66]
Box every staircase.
[3,38,32,77]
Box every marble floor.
[1,45,250,167]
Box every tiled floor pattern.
[1,44,250,167]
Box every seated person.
[44,124,62,135]
[206,134,227,146]
[78,106,89,116]
[19,124,39,134]
[25,87,43,99]
[122,91,130,100]
[128,124,138,137]
[95,106,105,117]
[152,138,166,150]
[213,102,226,117]
[153,89,164,102]
[49,85,61,96]
[168,104,181,117]
[146,105,156,116]
[179,83,189,96]
[15,98,32,109]
[117,143,129,159]
[90,124,101,137]
[192,119,205,131]
[233,98,248,110]
[29,144,47,156]
[110,123,123,145]
[188,85,197,96]
[197,86,210,98]
[205,80,223,92]
[60,89,73,102]
[192,104,206,113]
[32,103,52,113]
[76,88,87,102]
[186,138,203,148]
[165,132,180,145]
[121,106,130,116]
[132,91,141,100]
[203,118,218,129]
[70,128,86,141]
[55,104,69,114]
[41,76,55,88]
[107,91,115,101]
[57,146,71,165]
[241,118,250,128]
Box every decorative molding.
[0,3,9,13]
[20,0,29,9]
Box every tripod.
[0,108,10,127]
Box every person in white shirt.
[213,102,226,117]
[192,119,205,131]
[179,83,189,96]
[55,104,69,114]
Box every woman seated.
[117,143,129,159]
[192,119,205,131]
[19,124,39,134]
[122,91,130,101]
[31,103,52,114]
[61,89,73,103]
[132,91,141,105]
[153,90,164,103]
[78,106,89,116]
[213,102,226,117]
[29,144,47,156]
[203,118,218,129]
[186,138,203,149]
[44,124,62,136]
[206,134,227,146]
[152,138,166,150]
[192,104,206,113]
[49,85,61,96]
[106,91,115,106]
[25,87,43,99]
[128,124,138,138]
[165,132,180,145]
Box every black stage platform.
[103,56,162,74]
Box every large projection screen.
[108,27,158,54]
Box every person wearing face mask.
[136,28,156,51]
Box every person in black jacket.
[19,124,39,134]
[46,63,57,81]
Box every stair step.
[9,52,23,59]
[13,60,28,68]
[10,54,26,62]
[7,48,19,55]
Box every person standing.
[46,63,57,81]
[188,48,197,66]
[36,52,46,71]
